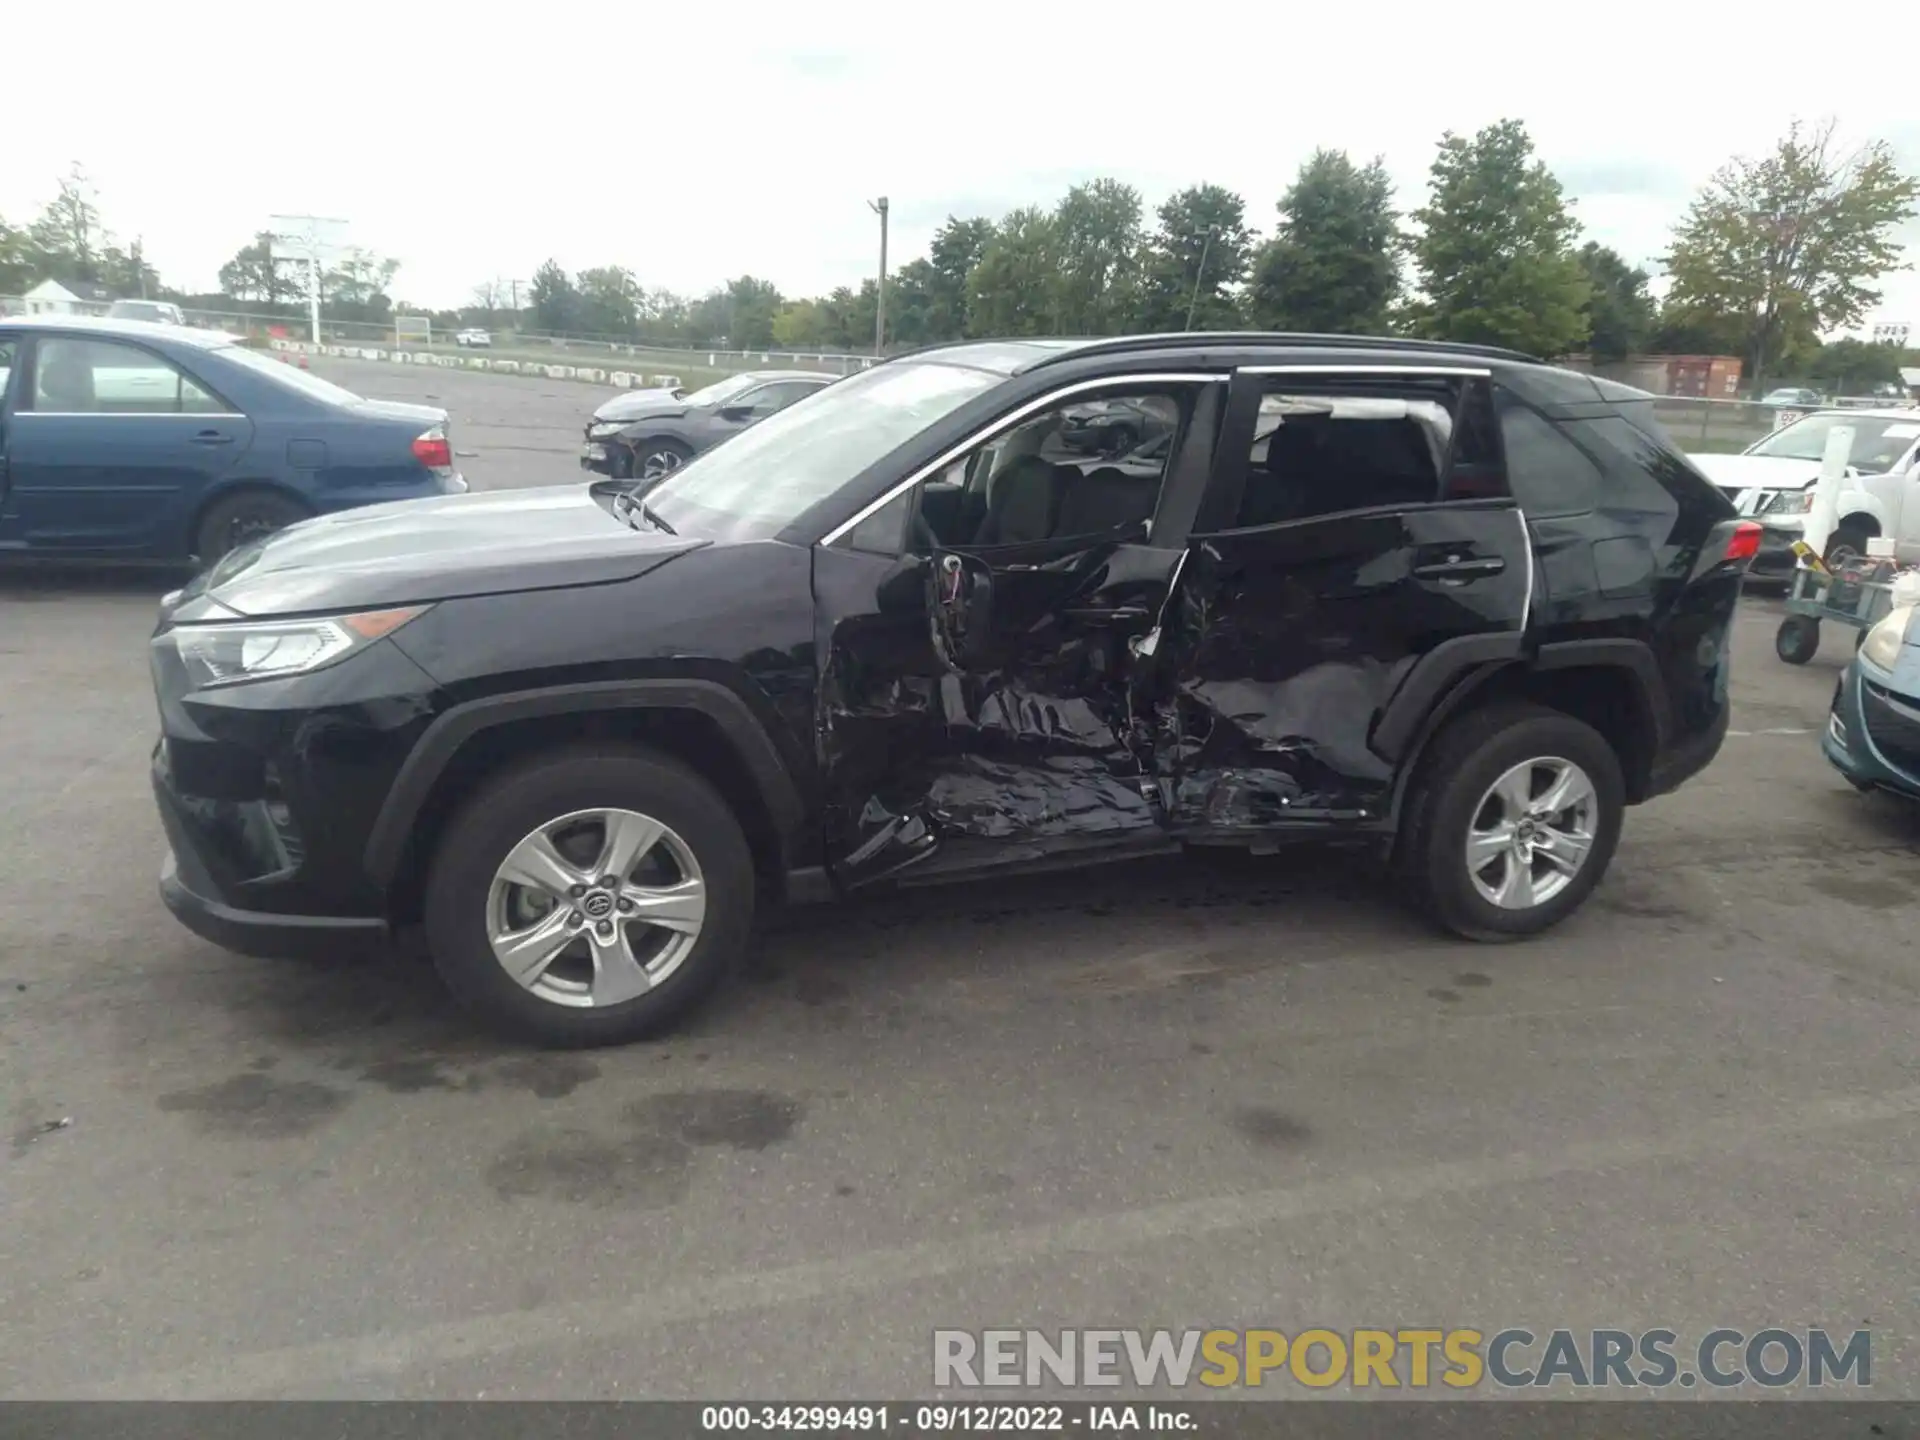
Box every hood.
[1687,452,1821,490]
[1687,452,1824,515]
[591,387,690,423]
[170,485,705,620]
[346,396,448,427]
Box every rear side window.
[1496,391,1603,517]
[28,337,227,415]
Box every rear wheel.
[423,746,754,1047]
[1400,702,1625,941]
[194,490,310,565]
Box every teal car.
[1824,603,1920,799]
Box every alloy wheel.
[1464,757,1598,910]
[638,449,685,482]
[486,807,707,1008]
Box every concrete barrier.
[574,367,607,384]
[492,360,519,374]
[610,371,633,387]
[650,374,683,388]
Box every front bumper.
[160,848,387,959]
[580,429,626,475]
[148,636,444,956]
[1822,660,1920,799]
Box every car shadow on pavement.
[0,562,188,601]
[165,845,1427,1073]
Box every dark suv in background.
[580,369,837,481]
[150,333,1757,1047]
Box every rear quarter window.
[1495,391,1603,517]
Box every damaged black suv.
[150,334,1757,1047]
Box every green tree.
[772,297,832,348]
[1133,184,1252,333]
[1247,152,1401,334]
[219,232,297,305]
[1808,337,1905,395]
[724,275,784,348]
[966,207,1060,337]
[883,258,940,348]
[27,164,104,284]
[926,216,995,340]
[529,259,579,333]
[1050,178,1143,334]
[0,215,34,294]
[1409,120,1591,356]
[324,248,399,320]
[576,266,642,335]
[1574,243,1656,362]
[1662,120,1920,389]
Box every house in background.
[21,278,117,315]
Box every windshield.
[646,361,999,537]
[682,373,762,408]
[215,343,366,407]
[1748,413,1920,472]
[108,301,174,321]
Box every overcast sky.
[8,0,1920,333]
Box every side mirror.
[719,403,756,422]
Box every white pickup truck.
[1689,409,1920,580]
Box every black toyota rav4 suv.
[151,334,1759,1047]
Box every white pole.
[1801,424,1854,560]
[308,248,321,345]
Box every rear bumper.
[160,849,388,960]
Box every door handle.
[1412,556,1505,582]
[1062,605,1151,623]
[191,431,235,446]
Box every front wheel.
[1400,703,1625,941]
[627,438,693,483]
[423,746,755,1047]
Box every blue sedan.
[1823,603,1920,800]
[0,316,465,564]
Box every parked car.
[1759,387,1825,409]
[580,369,836,481]
[454,329,492,348]
[1057,396,1176,457]
[0,315,465,564]
[150,332,1756,1047]
[1823,600,1920,800]
[106,299,187,327]
[1688,408,1920,579]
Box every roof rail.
[1023,331,1541,366]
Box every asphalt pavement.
[1,360,1917,1402]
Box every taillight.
[411,426,453,472]
[1725,521,1763,563]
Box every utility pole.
[1184,225,1220,332]
[869,196,889,355]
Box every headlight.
[1764,489,1815,515]
[1860,605,1914,671]
[167,606,427,689]
[588,421,627,438]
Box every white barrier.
[610,371,633,388]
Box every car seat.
[37,348,96,411]
[975,455,1069,545]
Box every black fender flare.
[362,678,805,886]
[1374,635,1670,825]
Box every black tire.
[1399,702,1625,942]
[1775,615,1821,665]
[423,745,755,1047]
[629,437,694,483]
[1825,525,1871,568]
[194,489,309,565]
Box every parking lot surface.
[2,362,1918,1400]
